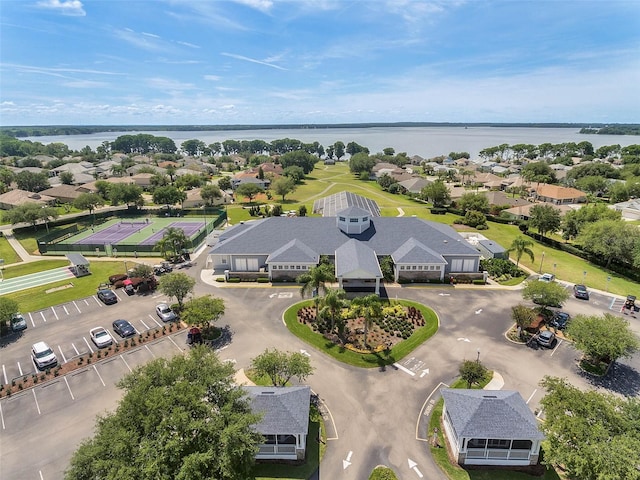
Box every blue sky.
[1,0,639,125]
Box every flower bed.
[0,322,185,398]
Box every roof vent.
[262,391,275,395]
[443,240,448,243]
[483,395,497,398]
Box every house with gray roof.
[244,386,310,461]
[441,389,544,466]
[208,194,483,291]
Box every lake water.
[24,126,639,160]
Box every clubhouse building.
[207,192,484,293]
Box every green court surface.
[57,217,206,246]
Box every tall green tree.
[152,185,186,210]
[271,177,296,202]
[296,264,335,319]
[0,297,20,333]
[528,204,561,237]
[458,192,489,213]
[235,183,263,202]
[73,193,104,220]
[521,280,570,310]
[250,348,314,387]
[15,170,50,192]
[539,376,640,480]
[59,171,75,185]
[511,304,536,338]
[200,183,223,205]
[65,347,261,480]
[507,236,535,267]
[420,180,451,207]
[459,359,489,388]
[565,313,639,365]
[577,219,640,268]
[217,176,232,191]
[158,272,196,308]
[180,295,226,328]
[2,203,58,231]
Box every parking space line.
[71,343,80,356]
[93,365,106,387]
[550,339,563,357]
[148,314,163,328]
[50,306,59,320]
[32,389,41,415]
[84,299,90,306]
[114,291,122,301]
[0,401,5,429]
[64,376,75,400]
[57,346,67,364]
[93,296,102,306]
[73,301,82,313]
[83,337,94,354]
[40,311,47,323]
[120,355,132,372]
[17,361,23,377]
[39,471,44,480]
[526,389,537,404]
[2,365,7,385]
[28,312,35,328]
[145,345,156,358]
[139,318,151,330]
[63,305,69,315]
[167,336,184,352]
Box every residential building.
[530,184,587,205]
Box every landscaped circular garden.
[284,298,438,368]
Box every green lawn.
[3,260,135,312]
[0,236,21,265]
[284,299,439,368]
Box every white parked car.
[156,303,178,322]
[90,327,114,348]
[538,273,555,283]
[32,342,58,370]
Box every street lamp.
[583,270,587,284]
[607,276,611,292]
[476,348,481,363]
[539,251,545,274]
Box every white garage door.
[235,258,247,271]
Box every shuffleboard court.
[0,267,75,295]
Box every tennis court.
[57,217,207,250]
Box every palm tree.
[319,288,346,335]
[508,236,535,267]
[296,264,334,319]
[352,294,383,347]
[163,227,190,258]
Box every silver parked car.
[156,303,177,322]
[537,330,556,348]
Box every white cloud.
[114,28,166,51]
[142,32,161,38]
[203,75,221,81]
[36,0,86,16]
[232,0,273,13]
[62,80,108,88]
[177,41,200,49]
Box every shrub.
[256,277,270,283]
[472,279,486,285]
[227,277,241,283]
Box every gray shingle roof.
[267,239,319,263]
[244,386,310,435]
[441,389,544,440]
[211,217,480,259]
[335,239,382,278]
[392,238,447,264]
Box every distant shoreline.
[1,122,639,138]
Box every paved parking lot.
[1,275,638,480]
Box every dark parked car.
[573,284,589,300]
[550,312,571,330]
[537,330,556,348]
[112,319,136,337]
[97,289,118,305]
